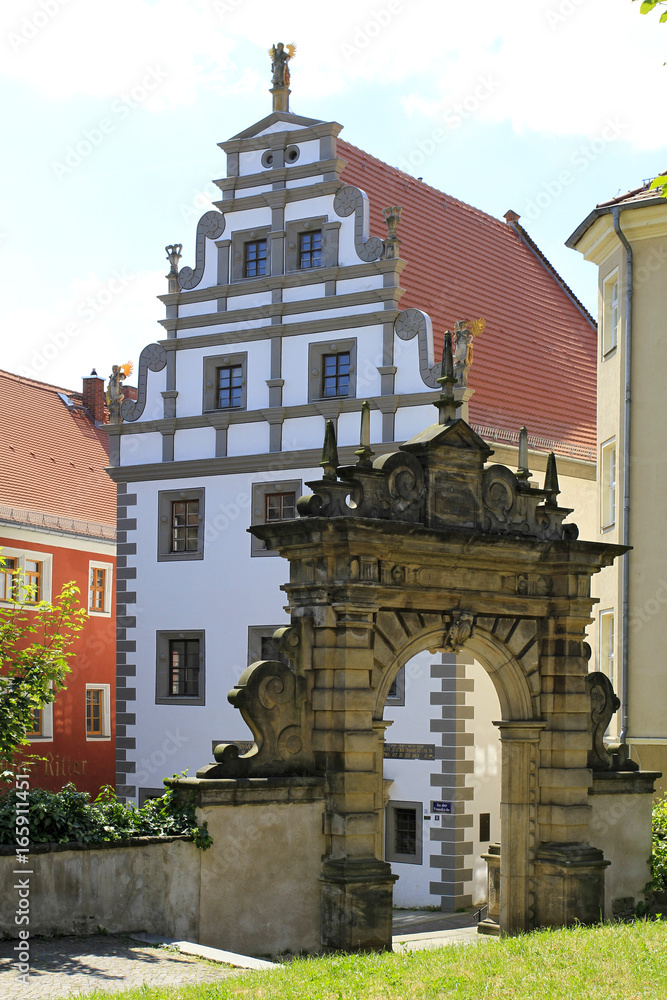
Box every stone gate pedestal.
[320,858,397,952]
[534,843,609,927]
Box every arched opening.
[379,643,500,915]
[376,622,537,921]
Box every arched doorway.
[380,643,502,916]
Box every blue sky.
[1,0,665,391]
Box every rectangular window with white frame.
[602,270,619,357]
[26,699,54,742]
[86,684,111,740]
[88,561,113,616]
[0,549,52,605]
[600,438,616,530]
[599,610,615,687]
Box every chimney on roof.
[82,369,106,424]
[504,209,520,225]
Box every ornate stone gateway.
[190,346,627,951]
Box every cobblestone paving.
[0,934,239,1000]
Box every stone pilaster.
[309,593,397,950]
[495,721,546,934]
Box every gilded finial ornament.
[269,42,296,113]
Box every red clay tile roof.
[0,370,116,531]
[339,141,597,454]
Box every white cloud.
[1,0,665,145]
[5,270,164,390]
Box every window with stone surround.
[203,353,247,413]
[308,339,357,402]
[156,630,205,706]
[247,625,290,666]
[251,480,301,556]
[230,227,271,282]
[385,800,423,865]
[285,216,327,273]
[158,489,205,562]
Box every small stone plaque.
[383,743,436,760]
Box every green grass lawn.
[65,920,667,1000]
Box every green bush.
[0,781,212,849]
[651,791,667,892]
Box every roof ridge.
[0,368,76,396]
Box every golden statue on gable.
[269,42,296,112]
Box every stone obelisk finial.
[354,401,374,468]
[434,331,458,424]
[269,42,296,113]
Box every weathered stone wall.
[0,837,200,939]
[186,777,327,956]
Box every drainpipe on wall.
[612,206,632,743]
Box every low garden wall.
[0,836,200,939]
[589,770,660,919]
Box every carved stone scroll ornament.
[298,450,425,523]
[119,343,168,422]
[333,185,384,262]
[177,210,226,290]
[196,660,310,779]
[481,464,578,542]
[585,672,638,772]
[393,308,440,388]
[443,613,475,652]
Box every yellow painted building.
[568,180,667,793]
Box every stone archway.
[194,389,626,950]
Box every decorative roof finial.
[434,330,458,424]
[354,401,374,468]
[165,244,183,294]
[320,419,339,481]
[516,426,531,481]
[269,43,296,113]
[543,452,560,507]
[382,206,402,259]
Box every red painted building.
[0,369,117,798]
